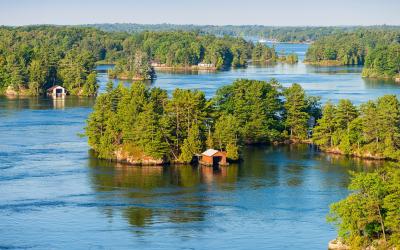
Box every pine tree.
[82,71,99,96]
[214,114,239,151]
[226,143,239,161]
[28,59,47,95]
[313,101,336,147]
[284,83,310,140]
[335,99,358,130]
[179,123,202,163]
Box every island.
[304,30,400,81]
[85,79,320,165]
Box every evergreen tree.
[313,101,336,147]
[284,83,310,140]
[334,99,358,131]
[28,59,47,95]
[82,71,99,96]
[179,122,202,163]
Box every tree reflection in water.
[87,152,239,230]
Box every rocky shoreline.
[322,147,390,161]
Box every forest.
[85,79,320,164]
[313,95,400,161]
[305,30,400,79]
[0,26,112,96]
[85,23,400,43]
[0,26,283,95]
[328,166,400,249]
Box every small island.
[85,79,320,165]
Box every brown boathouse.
[200,149,228,166]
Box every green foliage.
[0,26,117,95]
[214,114,240,153]
[109,50,155,80]
[284,83,310,140]
[252,43,277,63]
[213,79,286,143]
[179,122,203,163]
[86,79,320,163]
[0,27,255,95]
[362,44,400,79]
[82,71,99,96]
[328,167,400,248]
[88,24,400,43]
[313,95,400,160]
[313,101,336,147]
[279,53,298,64]
[306,30,400,67]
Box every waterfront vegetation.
[85,79,319,164]
[86,23,400,43]
[328,166,400,249]
[305,30,400,80]
[3,23,400,250]
[278,53,299,64]
[0,26,285,95]
[313,95,400,161]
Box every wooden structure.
[47,85,66,98]
[200,149,228,166]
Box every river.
[0,43,393,249]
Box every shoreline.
[303,60,346,66]
[320,146,393,162]
[92,141,394,167]
[153,65,218,72]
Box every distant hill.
[82,23,400,43]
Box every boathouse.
[200,149,228,166]
[47,85,66,97]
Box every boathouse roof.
[47,85,65,92]
[202,149,219,157]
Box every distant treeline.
[0,26,285,95]
[305,30,400,79]
[84,23,400,43]
[85,79,320,164]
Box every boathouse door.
[213,156,222,166]
[56,88,63,97]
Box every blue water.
[98,43,399,104]
[0,43,393,249]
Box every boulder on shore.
[115,149,164,166]
[328,239,350,250]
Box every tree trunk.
[377,204,386,242]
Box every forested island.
[305,30,400,80]
[85,79,320,165]
[0,26,103,96]
[0,26,297,96]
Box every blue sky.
[0,0,399,26]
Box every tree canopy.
[313,95,400,160]
[328,166,400,248]
[86,79,319,164]
[305,30,400,72]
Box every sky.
[0,0,399,26]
